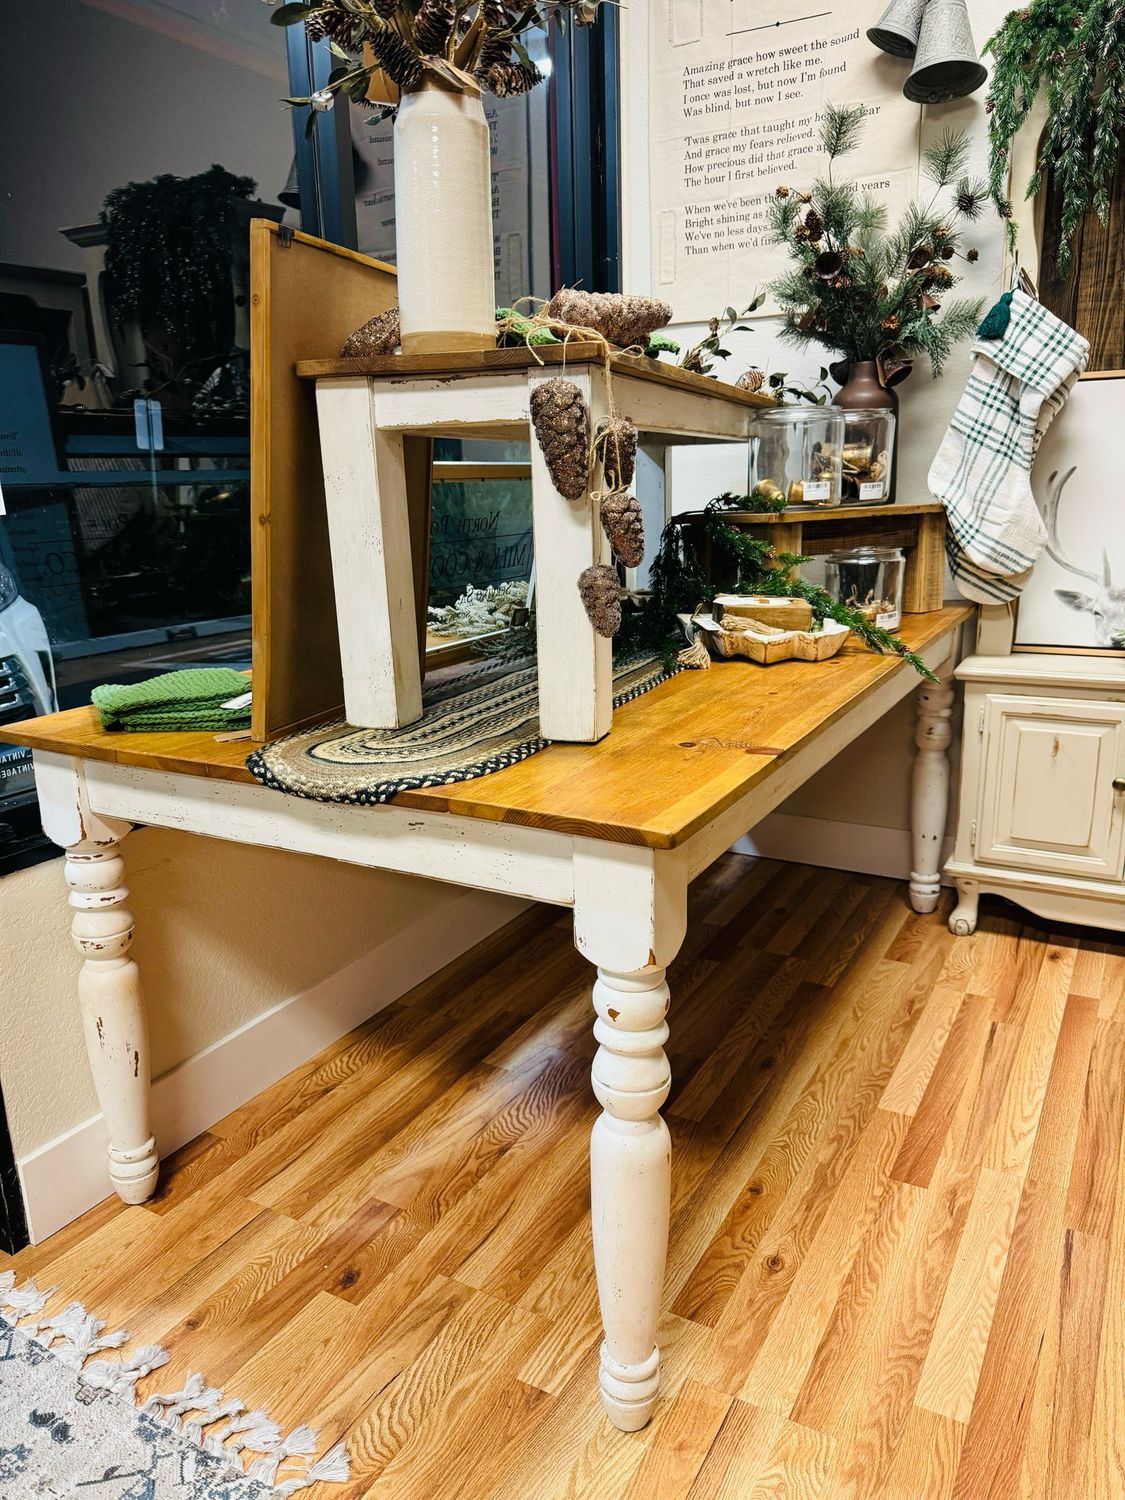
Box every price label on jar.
[802,480,832,503]
[876,610,901,630]
[859,480,885,501]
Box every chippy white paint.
[31,618,962,1429]
[910,675,955,914]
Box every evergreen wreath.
[984,0,1125,270]
[100,165,256,384]
[768,105,988,383]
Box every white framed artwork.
[1014,371,1125,656]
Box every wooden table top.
[8,607,970,850]
[294,343,777,408]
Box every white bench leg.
[529,369,613,743]
[910,675,954,913]
[315,376,422,729]
[66,834,158,1204]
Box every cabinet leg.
[589,965,672,1431]
[909,677,954,914]
[949,880,980,936]
[66,838,158,1205]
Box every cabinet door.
[976,694,1125,879]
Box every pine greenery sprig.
[767,104,990,381]
[984,0,1125,271]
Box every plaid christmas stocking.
[928,289,1088,603]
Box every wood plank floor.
[5,855,1124,1498]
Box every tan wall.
[1,831,476,1159]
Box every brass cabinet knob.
[1114,777,1125,792]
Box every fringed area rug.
[0,1274,348,1498]
[246,654,673,805]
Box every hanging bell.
[903,0,987,102]
[867,0,927,57]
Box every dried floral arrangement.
[769,105,989,383]
[271,0,604,123]
[984,0,1125,270]
[616,495,936,678]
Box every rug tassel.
[1,1280,350,1493]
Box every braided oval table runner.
[246,655,673,805]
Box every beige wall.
[1,831,479,1159]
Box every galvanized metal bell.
[867,0,927,57]
[903,0,987,102]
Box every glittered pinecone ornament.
[529,378,590,500]
[547,289,672,349]
[578,564,621,638]
[412,0,457,54]
[339,306,400,358]
[593,416,637,488]
[736,367,765,392]
[600,489,645,568]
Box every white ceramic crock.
[393,78,497,354]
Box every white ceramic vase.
[393,79,497,354]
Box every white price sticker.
[876,611,900,630]
[803,480,832,502]
[859,480,885,501]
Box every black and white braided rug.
[245,654,673,806]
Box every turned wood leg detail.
[909,677,954,915]
[589,965,672,1432]
[66,838,158,1204]
[949,879,980,936]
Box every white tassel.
[82,1343,169,1395]
[141,1371,207,1418]
[225,1410,281,1455]
[39,1301,129,1369]
[0,1271,15,1294]
[2,1278,56,1320]
[182,1395,243,1447]
[274,1440,351,1495]
[246,1424,321,1486]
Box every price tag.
[876,610,900,630]
[859,480,885,501]
[803,480,831,502]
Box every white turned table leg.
[590,965,672,1431]
[66,838,158,1204]
[910,676,954,914]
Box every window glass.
[0,0,293,867]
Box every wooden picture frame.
[249,221,432,742]
[1013,370,1125,658]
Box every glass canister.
[747,406,845,509]
[823,545,906,630]
[840,409,896,504]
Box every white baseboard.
[735,812,955,883]
[18,888,528,1243]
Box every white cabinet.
[947,656,1125,935]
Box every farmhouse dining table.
[7,603,970,1430]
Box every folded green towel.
[92,668,251,732]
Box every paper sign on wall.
[648,0,922,321]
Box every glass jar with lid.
[822,545,906,630]
[840,409,896,504]
[747,406,845,509]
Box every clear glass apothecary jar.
[823,545,906,630]
[747,406,845,508]
[839,408,896,504]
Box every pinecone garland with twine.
[412,0,456,56]
[529,378,590,500]
[578,565,621,638]
[600,489,645,568]
[593,416,637,488]
[340,307,400,358]
[546,289,672,349]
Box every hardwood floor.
[5,855,1124,1498]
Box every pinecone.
[304,2,371,49]
[546,289,672,349]
[578,565,621,638]
[340,306,400,358]
[371,0,402,15]
[483,60,542,96]
[413,0,456,55]
[600,489,645,568]
[803,208,824,242]
[476,27,513,72]
[593,416,637,488]
[736,367,765,392]
[530,379,590,500]
[480,0,508,22]
[369,28,423,90]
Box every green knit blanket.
[92,668,251,732]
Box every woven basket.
[690,614,851,665]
